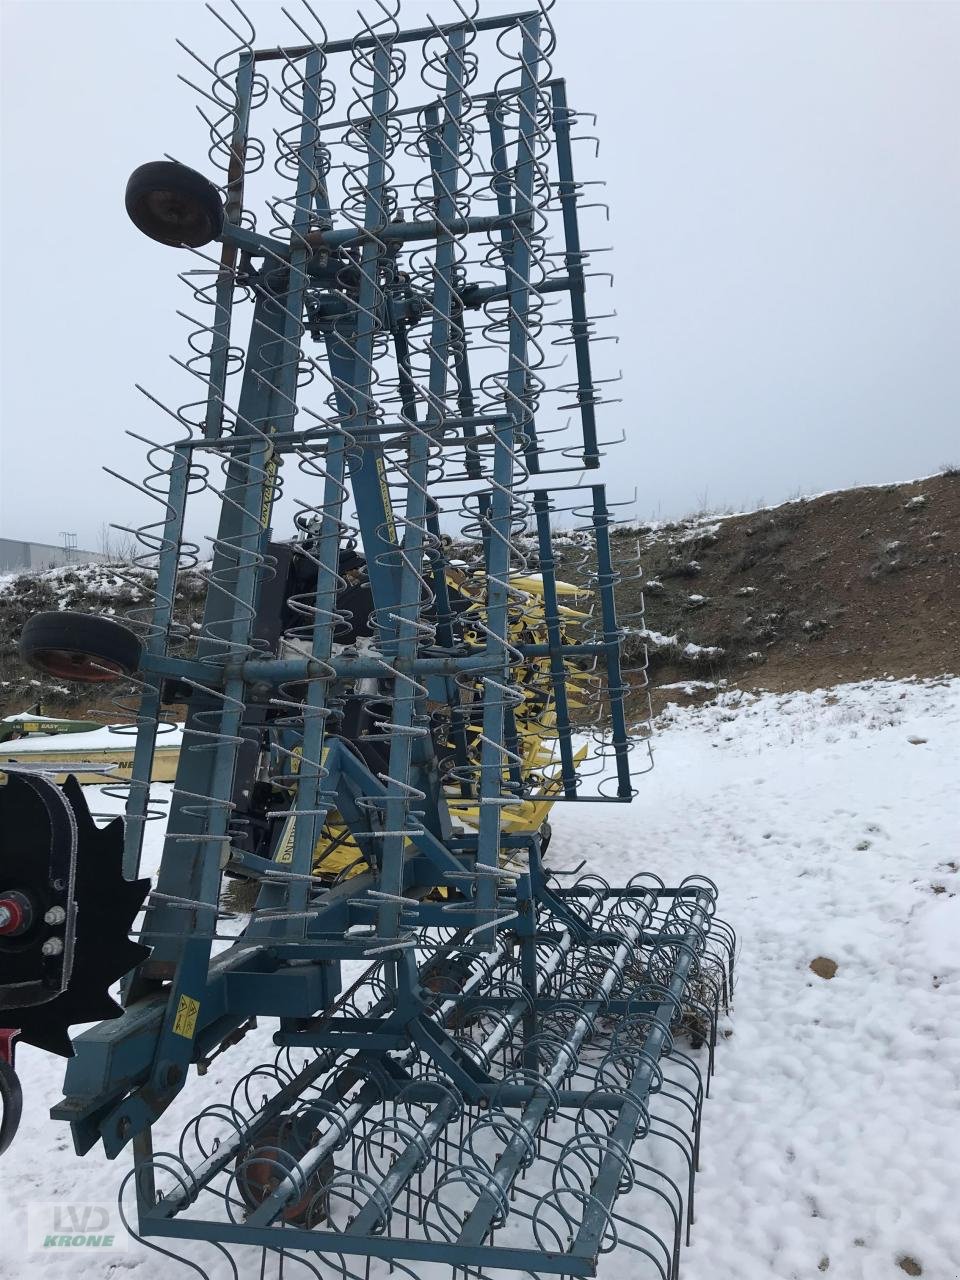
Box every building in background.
[0,539,106,573]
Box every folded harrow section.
[11,5,741,1278]
[132,875,733,1279]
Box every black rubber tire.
[20,611,143,684]
[125,161,224,248]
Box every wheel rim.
[135,190,214,246]
[236,1120,333,1224]
[30,648,127,683]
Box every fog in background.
[2,0,958,552]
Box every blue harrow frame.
[48,5,734,1277]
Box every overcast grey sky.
[1,0,958,550]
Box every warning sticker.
[261,450,279,529]
[375,454,398,544]
[275,746,330,864]
[275,816,297,864]
[257,424,280,530]
[172,995,201,1039]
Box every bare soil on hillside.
[601,472,959,706]
[1,473,957,720]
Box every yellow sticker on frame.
[275,816,297,864]
[172,994,201,1039]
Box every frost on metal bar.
[49,3,735,1278]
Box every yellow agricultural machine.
[298,566,595,885]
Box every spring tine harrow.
[0,3,737,1277]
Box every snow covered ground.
[2,676,958,1280]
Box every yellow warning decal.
[172,994,201,1039]
[276,747,330,863]
[375,454,398,544]
[261,429,279,529]
[275,816,297,864]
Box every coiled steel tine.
[193,102,262,180]
[180,1102,248,1166]
[262,1249,329,1280]
[118,1159,227,1280]
[646,1111,699,1242]
[653,1069,702,1143]
[531,1186,618,1260]
[282,0,328,48]
[206,0,256,48]
[175,66,238,120]
[176,18,249,111]
[602,1207,672,1280]
[425,1165,510,1243]
[466,1109,537,1177]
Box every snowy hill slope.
[0,675,957,1280]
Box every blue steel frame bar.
[484,85,542,474]
[245,47,344,940]
[120,442,192,880]
[532,489,580,797]
[111,44,329,1153]
[550,77,600,469]
[338,40,404,650]
[572,891,714,1260]
[142,1215,592,1276]
[204,49,255,440]
[473,12,541,950]
[376,24,470,944]
[590,484,634,798]
[252,11,541,59]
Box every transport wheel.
[125,160,224,247]
[20,612,143,683]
